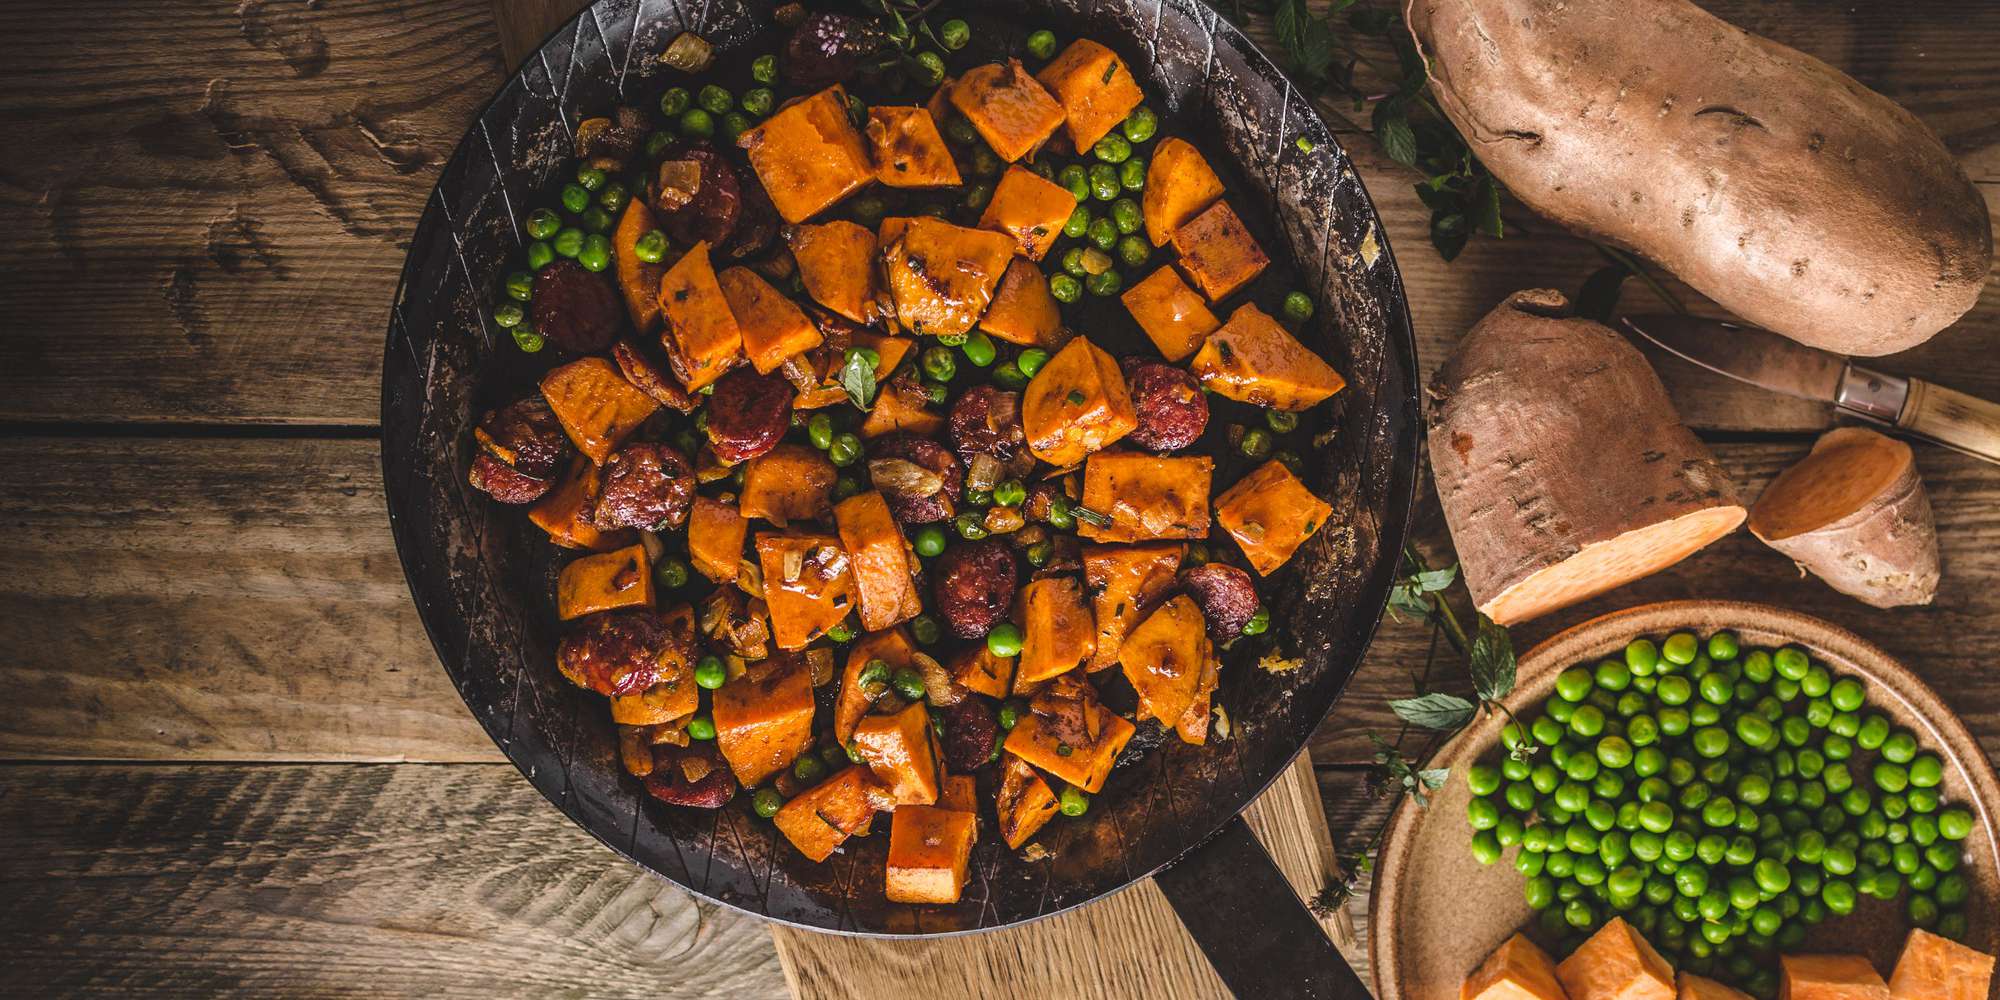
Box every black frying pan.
[381,0,1419,993]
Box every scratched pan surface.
[380,0,1420,934]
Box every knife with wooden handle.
[1621,314,2000,466]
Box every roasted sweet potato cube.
[947,60,1064,163]
[711,656,815,786]
[1143,137,1225,247]
[1171,200,1268,301]
[1214,459,1333,576]
[528,458,634,551]
[1002,704,1134,794]
[613,198,666,332]
[755,532,856,650]
[981,259,1067,349]
[1082,542,1183,670]
[836,627,920,742]
[882,217,1017,339]
[853,701,943,805]
[1463,934,1567,1000]
[740,444,836,523]
[859,378,946,439]
[1015,576,1095,684]
[885,804,976,903]
[775,765,887,862]
[1121,266,1219,361]
[978,165,1077,261]
[865,105,962,188]
[1077,451,1213,543]
[796,332,916,411]
[1035,39,1145,153]
[556,543,655,620]
[1119,595,1211,726]
[656,241,745,392]
[1191,303,1346,411]
[835,490,924,632]
[1021,336,1137,466]
[996,753,1059,848]
[937,773,977,814]
[718,266,822,374]
[949,645,1015,699]
[1890,928,1994,1000]
[788,221,880,325]
[738,85,874,223]
[687,494,749,583]
[1556,917,1676,1000]
[540,357,661,464]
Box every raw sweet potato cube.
[859,378,946,440]
[882,217,1018,339]
[687,494,749,583]
[1084,542,1184,671]
[853,700,943,805]
[755,532,856,650]
[1015,576,1096,684]
[949,644,1015,699]
[1678,974,1753,1000]
[1191,303,1346,411]
[885,804,977,903]
[788,221,881,325]
[613,197,666,333]
[1214,459,1333,576]
[1171,200,1268,301]
[540,356,661,464]
[978,165,1077,261]
[996,753,1059,848]
[718,266,822,374]
[711,655,815,786]
[556,543,654,620]
[1121,266,1219,361]
[739,85,874,223]
[775,765,887,862]
[740,444,836,523]
[981,258,1067,348]
[656,241,745,392]
[1143,137,1225,247]
[1035,39,1145,153]
[835,490,924,632]
[1021,336,1138,466]
[1555,917,1675,1000]
[1119,595,1211,726]
[836,627,919,743]
[528,458,633,552]
[947,61,1065,163]
[865,105,962,188]
[937,773,977,814]
[1889,928,1994,1000]
[1077,450,1213,543]
[1002,704,1134,794]
[1780,955,1890,1000]
[1463,933,1566,1000]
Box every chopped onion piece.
[660,32,715,72]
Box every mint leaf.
[1389,692,1476,731]
[839,347,880,409]
[1417,767,1451,790]
[1468,614,1516,702]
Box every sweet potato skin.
[1406,0,1991,357]
[1748,427,1939,608]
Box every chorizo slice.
[705,367,796,464]
[614,340,699,413]
[941,700,999,772]
[468,451,553,504]
[643,742,738,808]
[593,442,696,531]
[948,385,1027,464]
[475,396,573,480]
[932,538,1019,639]
[781,11,883,90]
[1181,562,1261,637]
[530,259,624,355]
[1122,357,1208,452]
[556,609,673,697]
[655,143,743,248]
[868,433,962,524]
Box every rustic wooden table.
[1,0,1995,996]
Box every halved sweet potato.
[1171,200,1268,301]
[853,700,943,805]
[556,543,655,620]
[1035,39,1145,153]
[739,444,836,524]
[996,753,1060,848]
[948,60,1065,163]
[1082,542,1183,670]
[1015,576,1095,685]
[866,105,962,188]
[1213,459,1334,576]
[885,804,976,903]
[949,644,1015,699]
[687,494,750,583]
[980,259,1067,349]
[755,531,856,650]
[1021,336,1137,467]
[711,655,815,786]
[788,221,880,325]
[835,490,925,632]
[1119,594,1210,726]
[738,85,874,224]
[882,217,1018,339]
[775,765,887,862]
[540,357,661,464]
[1143,138,1225,247]
[718,266,822,374]
[613,198,666,332]
[657,241,745,392]
[1077,451,1213,543]
[836,627,919,743]
[1002,701,1134,794]
[1190,303,1346,411]
[978,165,1077,261]
[528,458,633,552]
[1121,266,1219,361]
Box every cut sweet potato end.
[1481,505,1746,626]
[1749,429,1912,541]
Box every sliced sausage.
[782,12,882,90]
[932,538,1018,639]
[948,385,1027,464]
[468,451,553,503]
[643,742,738,808]
[705,367,795,464]
[868,433,962,524]
[1181,562,1262,637]
[724,175,780,261]
[614,340,699,413]
[475,396,573,480]
[1122,358,1208,452]
[655,143,742,247]
[941,700,1000,772]
[593,442,696,531]
[531,259,623,354]
[556,609,676,697]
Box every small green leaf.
[1467,614,1516,702]
[1429,212,1469,261]
[1389,692,1476,731]
[1473,175,1504,238]
[1373,104,1418,169]
[1417,767,1451,790]
[839,347,880,409]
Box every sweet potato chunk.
[1021,336,1137,467]
[528,458,633,551]
[865,105,961,188]
[882,217,1017,339]
[853,701,943,805]
[788,221,880,325]
[1172,200,1268,301]
[1175,651,1219,746]
[1191,303,1346,411]
[1556,917,1675,1000]
[738,85,873,223]
[1120,595,1211,726]
[1082,542,1183,670]
[1778,955,1889,1000]
[1002,700,1134,794]
[1678,975,1753,1000]
[657,241,745,392]
[740,444,836,523]
[775,765,887,862]
[949,645,1015,699]
[557,543,655,620]
[1462,933,1566,1000]
[1121,266,1219,361]
[687,494,749,583]
[540,357,661,465]
[996,753,1059,848]
[718,266,822,374]
[835,490,924,631]
[885,804,976,903]
[836,627,919,742]
[610,677,699,727]
[1015,576,1095,685]
[1077,451,1213,543]
[1890,928,1994,1000]
[1143,138,1225,247]
[613,197,666,332]
[937,773,977,814]
[981,259,1067,348]
[711,656,815,786]
[947,61,1065,163]
[1214,459,1333,576]
[756,532,856,650]
[1035,39,1144,153]
[978,165,1077,261]
[858,378,946,440]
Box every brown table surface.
[1,0,1996,995]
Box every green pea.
[1085,269,1123,297]
[917,345,957,384]
[1047,783,1087,817]
[1938,807,1973,841]
[1741,649,1772,683]
[1104,198,1142,236]
[954,511,989,540]
[1089,163,1121,200]
[686,713,716,741]
[1121,105,1159,143]
[1909,753,1944,788]
[659,87,693,118]
[827,432,862,467]
[512,327,545,353]
[526,240,555,271]
[559,183,591,215]
[577,235,612,272]
[985,622,1024,658]
[963,181,995,212]
[937,17,971,50]
[525,207,563,241]
[678,108,714,138]
[1059,205,1092,241]
[1086,216,1119,251]
[1025,29,1058,60]
[1012,348,1050,379]
[1909,893,1940,928]
[1774,646,1810,680]
[1505,781,1536,813]
[1113,234,1149,269]
[1524,875,1556,910]
[833,475,863,502]
[1570,704,1606,738]
[1661,632,1699,665]
[632,228,669,264]
[1802,664,1832,698]
[492,302,526,329]
[1119,157,1146,191]
[750,787,786,818]
[1706,631,1739,661]
[1092,133,1132,163]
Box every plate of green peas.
[1368,600,2000,1000]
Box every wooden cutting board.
[485,6,1351,996]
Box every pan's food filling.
[469,5,1346,905]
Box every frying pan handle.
[1155,814,1372,999]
